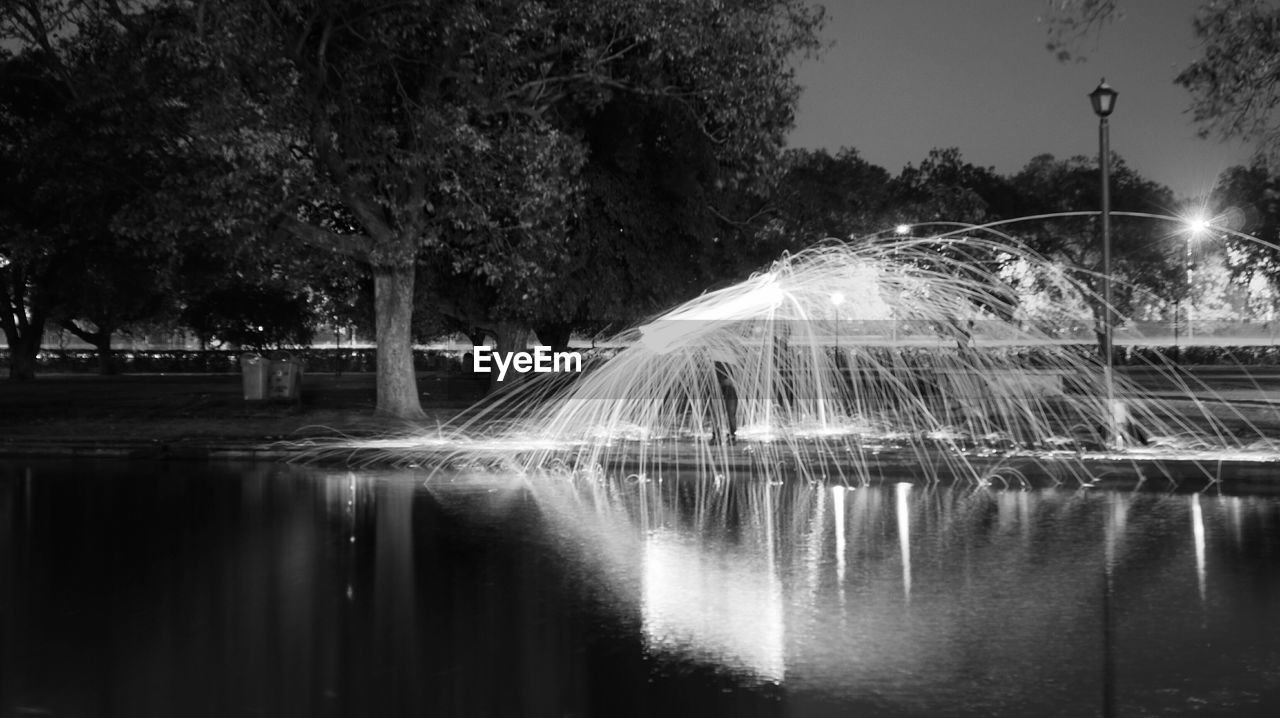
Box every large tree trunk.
[96,344,118,375]
[489,321,531,393]
[7,333,40,381]
[62,320,118,375]
[3,309,45,381]
[2,279,46,381]
[534,322,573,354]
[374,265,425,419]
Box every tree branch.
[707,203,775,228]
[60,317,104,345]
[274,216,368,259]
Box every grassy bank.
[0,371,488,442]
[5,366,1280,447]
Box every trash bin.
[268,351,303,401]
[240,352,269,400]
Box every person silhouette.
[707,346,738,445]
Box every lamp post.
[1176,217,1209,350]
[1090,78,1119,448]
[1184,235,1192,346]
[1186,241,1194,343]
[1185,232,1198,344]
[1174,241,1182,349]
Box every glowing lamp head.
[830,291,845,307]
[895,224,911,236]
[1185,215,1211,236]
[1089,79,1118,118]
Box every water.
[3,460,1279,716]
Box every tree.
[431,0,831,361]
[754,147,893,250]
[53,242,180,374]
[1047,0,1280,161]
[490,93,764,342]
[0,50,71,380]
[167,235,335,352]
[891,147,1022,226]
[181,284,316,351]
[1012,153,1179,352]
[1207,163,1280,300]
[879,148,1027,343]
[0,8,192,380]
[424,70,811,366]
[167,0,823,414]
[2,0,824,402]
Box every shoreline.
[4,370,1280,492]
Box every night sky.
[789,0,1257,201]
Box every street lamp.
[1090,78,1119,448]
[1173,216,1211,350]
[1185,237,1195,345]
[1183,216,1210,347]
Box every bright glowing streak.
[1104,494,1127,573]
[757,281,783,309]
[896,482,912,604]
[1192,494,1206,604]
[638,323,677,354]
[832,486,846,589]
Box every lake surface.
[2,459,1279,717]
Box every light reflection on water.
[2,460,1279,717]
[641,530,786,682]
[528,473,1280,715]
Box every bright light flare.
[1185,215,1211,235]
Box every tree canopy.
[176,0,823,415]
[1047,0,1280,161]
[0,2,197,378]
[1011,152,1178,346]
[755,148,893,250]
[1,0,826,408]
[1208,163,1280,291]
